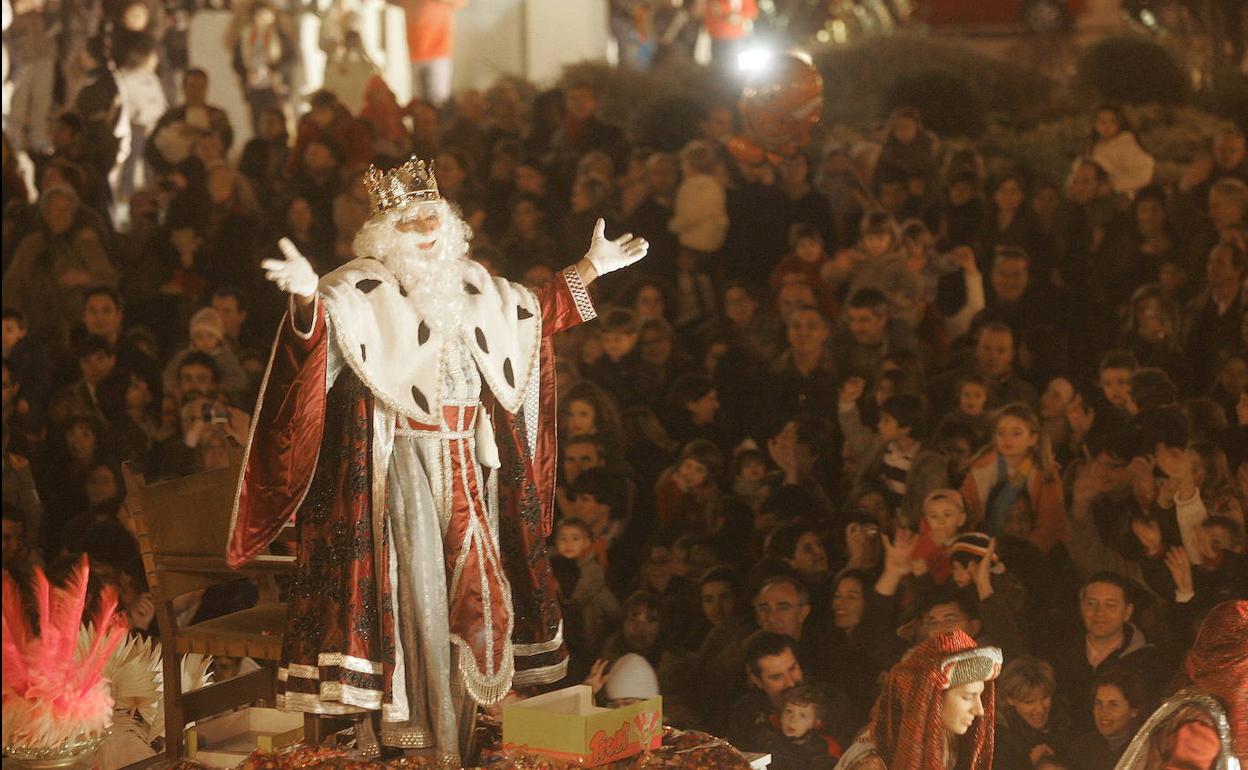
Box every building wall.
[188,0,609,151]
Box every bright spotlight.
[737,47,773,74]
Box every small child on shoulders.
[655,439,724,534]
[669,140,728,256]
[770,223,840,318]
[911,488,969,585]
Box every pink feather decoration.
[2,574,32,694]
[2,557,129,748]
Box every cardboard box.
[503,685,662,766]
[185,707,304,768]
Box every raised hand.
[1130,517,1164,558]
[882,528,918,576]
[838,376,866,406]
[1164,546,1193,599]
[584,658,610,694]
[261,238,320,298]
[947,245,978,274]
[584,218,649,276]
[974,537,997,599]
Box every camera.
[201,403,229,424]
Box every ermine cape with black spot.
[319,257,542,421]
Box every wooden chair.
[122,461,297,760]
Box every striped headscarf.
[868,631,1001,770]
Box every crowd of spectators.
[3,19,1248,768]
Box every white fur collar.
[318,257,542,422]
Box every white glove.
[584,218,649,276]
[261,238,320,298]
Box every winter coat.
[960,450,1067,554]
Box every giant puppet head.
[354,157,469,335]
[727,51,824,169]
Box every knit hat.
[189,307,224,342]
[949,533,1005,574]
[604,653,659,702]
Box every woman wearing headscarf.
[835,630,1002,770]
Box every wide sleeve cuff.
[561,264,597,323]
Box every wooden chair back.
[122,462,243,603]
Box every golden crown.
[364,156,440,217]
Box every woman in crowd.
[1066,668,1147,770]
[834,631,1001,770]
[995,655,1074,770]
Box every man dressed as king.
[225,156,649,763]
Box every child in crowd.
[1098,351,1138,414]
[656,438,723,533]
[551,516,621,662]
[585,308,645,409]
[766,684,841,770]
[1077,106,1155,198]
[668,140,728,257]
[875,107,941,185]
[731,448,770,512]
[956,373,989,419]
[162,307,249,405]
[949,532,1006,591]
[954,372,992,444]
[856,393,926,513]
[912,488,968,584]
[961,403,1067,555]
[769,223,840,318]
[822,211,901,297]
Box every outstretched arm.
[538,218,651,337]
[261,238,320,330]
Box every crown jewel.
[365,156,440,217]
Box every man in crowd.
[1052,572,1163,730]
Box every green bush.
[815,35,1056,134]
[1196,64,1248,128]
[1075,36,1190,105]
[981,105,1232,185]
[558,60,733,147]
[883,69,985,138]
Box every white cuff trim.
[289,294,319,340]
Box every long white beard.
[353,204,470,337]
